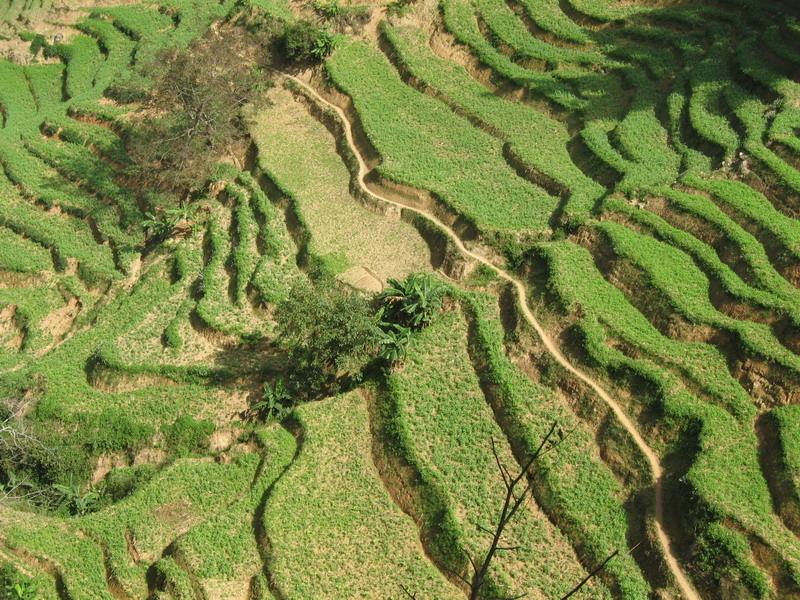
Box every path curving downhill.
[276,71,701,600]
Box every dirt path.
[277,71,701,600]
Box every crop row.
[0,164,119,284]
[265,392,460,597]
[249,85,434,285]
[173,424,296,591]
[439,0,588,111]
[664,74,715,174]
[603,198,797,325]
[46,35,105,103]
[472,0,612,67]
[196,212,257,337]
[536,240,800,594]
[0,0,52,24]
[773,405,800,520]
[227,183,261,307]
[386,305,609,598]
[540,240,754,419]
[0,285,64,355]
[594,219,800,373]
[611,69,681,192]
[0,225,52,274]
[384,24,604,220]
[326,40,560,235]
[686,41,740,163]
[217,167,300,306]
[685,175,800,280]
[459,291,651,597]
[75,17,136,95]
[515,0,589,43]
[81,453,261,597]
[660,187,800,313]
[25,137,141,230]
[561,0,649,21]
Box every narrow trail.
[277,71,701,600]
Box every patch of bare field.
[0,304,24,352]
[36,295,80,355]
[201,579,251,600]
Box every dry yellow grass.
[250,87,433,290]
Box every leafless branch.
[465,422,560,600]
[402,419,635,600]
[559,549,620,599]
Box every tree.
[377,273,446,331]
[276,282,382,399]
[460,423,566,600]
[124,28,271,194]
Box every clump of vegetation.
[101,464,158,504]
[54,479,100,516]
[386,0,415,17]
[312,0,371,33]
[251,378,294,422]
[280,20,336,63]
[19,32,48,56]
[124,29,272,195]
[377,273,446,330]
[275,281,381,399]
[162,415,215,457]
[82,409,155,455]
[375,273,446,365]
[142,203,201,243]
[0,563,37,600]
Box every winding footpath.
[278,71,701,600]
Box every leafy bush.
[313,0,370,32]
[0,563,38,600]
[276,281,381,398]
[54,480,100,516]
[377,273,446,330]
[377,323,412,365]
[251,379,294,422]
[281,20,335,63]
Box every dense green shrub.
[276,281,381,398]
[377,273,446,330]
[280,20,335,62]
[0,563,38,600]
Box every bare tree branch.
[403,421,626,600]
[466,422,560,600]
[559,549,619,600]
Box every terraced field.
[0,0,799,598]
